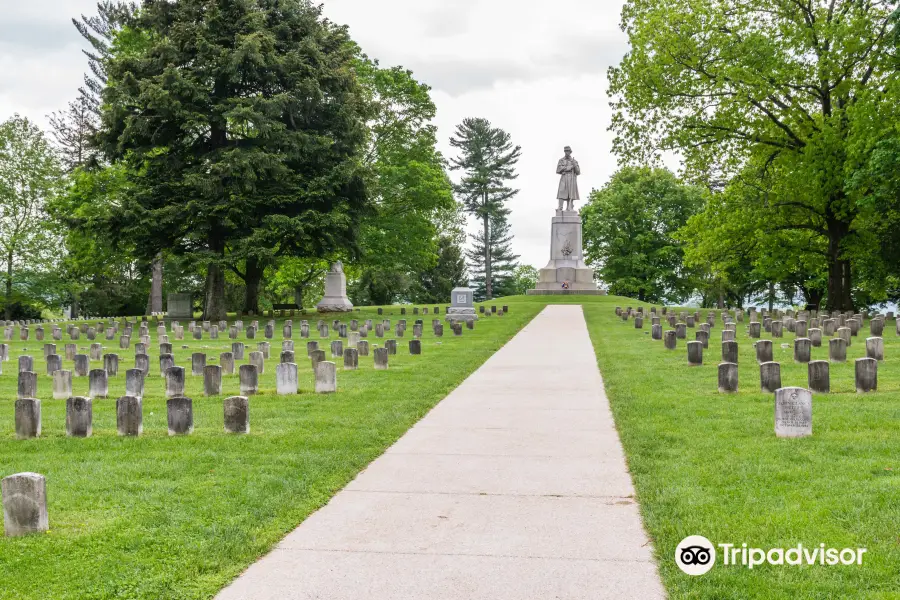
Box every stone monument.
[316,262,353,313]
[165,293,193,321]
[445,286,478,323]
[528,146,604,295]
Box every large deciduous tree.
[450,118,521,300]
[582,167,703,303]
[352,57,455,304]
[0,116,61,319]
[609,0,899,311]
[96,0,369,320]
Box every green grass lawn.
[0,303,542,600]
[4,294,898,599]
[573,295,900,599]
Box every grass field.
[4,294,899,599]
[0,303,542,600]
[575,296,900,599]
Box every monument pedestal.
[316,268,353,313]
[445,286,478,323]
[527,210,605,296]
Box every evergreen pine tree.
[465,214,519,301]
[449,118,521,300]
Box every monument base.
[526,289,607,296]
[316,298,354,313]
[445,307,478,322]
[316,267,354,313]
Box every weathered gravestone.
[760,362,781,393]
[808,361,830,394]
[2,473,48,537]
[224,396,250,434]
[167,397,194,435]
[855,358,877,393]
[774,387,812,438]
[276,363,298,394]
[116,396,142,436]
[718,363,738,393]
[239,364,259,396]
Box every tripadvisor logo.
[675,536,867,576]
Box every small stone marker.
[717,363,738,393]
[374,347,389,370]
[15,398,40,439]
[695,330,709,349]
[281,350,295,364]
[276,363,298,394]
[125,369,145,400]
[18,355,33,373]
[357,340,369,356]
[829,338,847,362]
[315,361,337,393]
[232,342,245,360]
[675,323,686,339]
[808,361,830,394]
[249,351,265,375]
[17,371,37,400]
[651,324,662,340]
[760,362,781,393]
[809,328,822,348]
[116,396,143,436]
[306,341,319,356]
[409,339,422,355]
[224,396,250,434]
[855,357,877,393]
[749,322,761,338]
[204,365,223,396]
[771,321,783,337]
[53,370,72,400]
[66,396,92,437]
[310,349,326,372]
[167,397,194,435]
[793,338,811,363]
[330,340,343,358]
[220,352,235,375]
[343,348,358,370]
[192,352,207,376]
[721,341,738,364]
[837,327,851,346]
[774,387,812,438]
[664,330,676,350]
[2,473,48,537]
[687,341,703,366]
[74,354,89,377]
[88,369,108,399]
[385,339,397,355]
[239,364,259,395]
[103,353,119,376]
[866,337,884,361]
[165,366,185,398]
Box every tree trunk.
[4,249,12,321]
[824,217,854,312]
[717,289,725,309]
[204,237,228,320]
[483,213,492,300]
[294,285,304,310]
[242,257,263,314]
[147,254,163,315]
[768,281,775,312]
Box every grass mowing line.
[583,299,900,599]
[0,304,542,600]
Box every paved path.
[217,305,665,599]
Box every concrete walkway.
[217,305,665,599]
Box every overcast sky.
[0,0,631,270]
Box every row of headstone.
[13,395,251,441]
